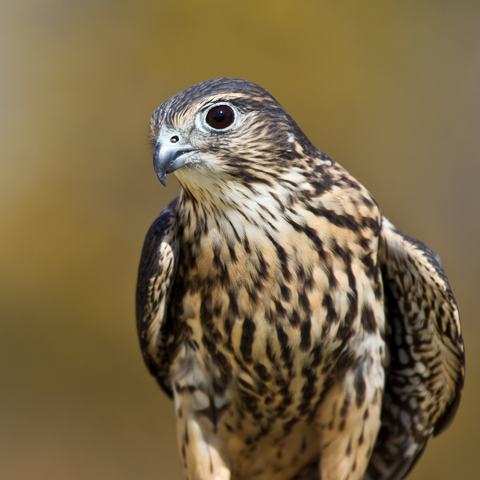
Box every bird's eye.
[206,105,234,129]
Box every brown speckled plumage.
[136,78,464,480]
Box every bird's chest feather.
[168,196,384,406]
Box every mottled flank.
[136,78,464,480]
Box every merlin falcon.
[136,78,464,480]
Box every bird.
[136,78,464,480]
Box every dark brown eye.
[206,105,234,129]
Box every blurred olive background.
[1,1,479,479]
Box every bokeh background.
[1,1,479,479]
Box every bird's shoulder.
[306,159,382,226]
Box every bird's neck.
[178,169,305,223]
[173,176,305,297]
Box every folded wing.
[136,198,179,398]
[365,218,465,480]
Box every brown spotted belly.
[171,354,323,479]
[226,417,319,480]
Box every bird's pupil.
[206,105,234,129]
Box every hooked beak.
[153,142,194,186]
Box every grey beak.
[153,142,193,186]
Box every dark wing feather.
[365,218,465,480]
[136,197,179,398]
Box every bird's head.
[149,78,318,190]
